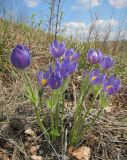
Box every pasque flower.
[89,68,105,85]
[103,75,120,95]
[87,49,103,64]
[65,49,80,61]
[61,59,69,78]
[99,55,114,69]
[10,44,31,69]
[37,61,62,90]
[37,70,50,87]
[61,49,80,78]
[48,61,62,89]
[49,40,66,58]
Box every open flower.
[49,40,66,58]
[89,68,106,85]
[99,55,114,69]
[87,49,103,64]
[10,44,31,69]
[48,61,63,89]
[37,70,50,87]
[103,75,121,95]
[65,49,80,62]
[61,49,80,79]
[61,59,69,78]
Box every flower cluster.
[10,41,121,146]
[10,43,120,95]
[87,49,121,95]
[37,40,80,89]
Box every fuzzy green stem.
[51,108,54,134]
[70,79,90,143]
[76,107,104,148]
[50,93,55,140]
[33,105,49,138]
[38,91,45,117]
[23,70,49,139]
[61,93,65,134]
[82,89,101,122]
[23,70,37,105]
[55,99,59,131]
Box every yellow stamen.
[106,85,113,90]
[92,76,97,81]
[41,79,47,86]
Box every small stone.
[31,155,44,160]
[69,146,91,160]
[29,146,37,155]
[25,128,36,137]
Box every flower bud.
[10,44,31,69]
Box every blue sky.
[20,0,127,24]
[2,0,127,39]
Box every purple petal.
[49,40,66,58]
[99,56,114,69]
[53,40,59,48]
[114,79,121,92]
[37,71,43,86]
[106,86,115,95]
[49,75,62,89]
[107,75,115,85]
[68,61,78,75]
[103,81,115,95]
[61,59,69,78]
[100,73,106,83]
[65,49,73,58]
[90,68,100,79]
[87,49,99,64]
[97,49,103,61]
[71,53,80,61]
[89,68,104,85]
[10,44,31,69]
[87,49,94,59]
[103,76,121,95]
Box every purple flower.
[49,40,66,58]
[61,51,79,79]
[68,61,78,75]
[48,61,63,89]
[103,75,121,95]
[60,49,80,79]
[87,49,103,64]
[37,61,62,89]
[65,49,80,62]
[61,59,69,78]
[99,56,114,69]
[37,70,50,87]
[10,44,31,69]
[89,68,106,85]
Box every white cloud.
[72,0,101,10]
[64,22,88,40]
[63,19,119,40]
[92,18,118,29]
[108,0,127,9]
[24,0,40,8]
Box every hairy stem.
[23,70,49,139]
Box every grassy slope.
[0,19,127,160]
